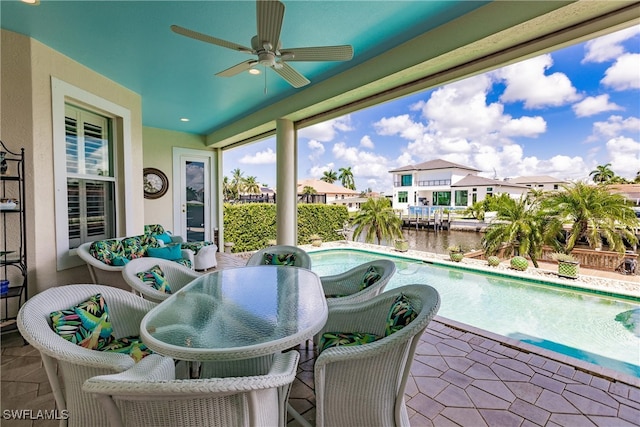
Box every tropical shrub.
[223,203,348,252]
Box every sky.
[223,25,640,194]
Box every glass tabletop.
[140,265,327,361]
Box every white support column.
[215,148,224,248]
[276,118,297,245]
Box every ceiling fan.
[170,0,353,88]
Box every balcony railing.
[393,179,451,187]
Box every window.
[553,184,559,190]
[65,105,116,249]
[52,77,133,270]
[433,191,451,206]
[486,187,493,197]
[401,174,412,186]
[398,191,408,203]
[454,190,468,206]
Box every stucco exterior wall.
[142,127,208,228]
[1,29,143,296]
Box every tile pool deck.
[2,250,639,426]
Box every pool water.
[309,249,640,378]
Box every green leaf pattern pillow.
[319,332,381,353]
[385,293,417,336]
[89,240,123,265]
[103,335,153,362]
[136,265,172,293]
[360,265,382,290]
[49,293,114,350]
[264,252,297,266]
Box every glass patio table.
[140,265,328,362]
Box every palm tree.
[230,168,245,197]
[542,182,639,255]
[635,170,640,184]
[222,176,236,201]
[482,195,547,268]
[243,176,261,195]
[589,163,615,184]
[351,197,403,245]
[321,170,338,184]
[338,167,355,190]
[302,186,317,195]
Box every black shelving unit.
[1,140,27,333]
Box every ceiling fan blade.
[171,25,252,53]
[216,60,259,77]
[257,0,285,48]
[273,62,310,88]
[281,45,354,62]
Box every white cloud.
[298,116,353,142]
[239,148,276,164]
[572,94,623,117]
[360,135,375,149]
[590,115,640,139]
[308,163,335,179]
[331,142,395,191]
[307,139,325,161]
[606,136,640,179]
[501,116,547,137]
[583,25,640,63]
[601,53,640,91]
[495,54,581,109]
[373,114,425,140]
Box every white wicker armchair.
[83,351,300,427]
[77,240,195,290]
[16,284,167,427]
[314,284,441,427]
[122,257,203,302]
[320,259,396,306]
[245,245,312,268]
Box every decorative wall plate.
[143,167,169,199]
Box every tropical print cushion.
[136,265,172,294]
[50,293,114,350]
[385,293,417,336]
[360,265,382,290]
[140,234,161,249]
[121,236,146,259]
[144,224,165,236]
[264,252,297,266]
[181,241,214,255]
[102,335,153,362]
[89,240,124,265]
[319,332,381,353]
[174,258,192,269]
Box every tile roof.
[452,174,529,188]
[389,159,481,173]
[297,179,359,195]
[510,175,566,184]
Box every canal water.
[352,228,485,255]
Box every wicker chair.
[83,351,300,427]
[122,257,203,302]
[77,239,194,290]
[245,245,312,268]
[16,284,168,427]
[314,284,441,427]
[320,259,396,307]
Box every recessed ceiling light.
[180,118,190,122]
[248,68,261,75]
[21,0,40,5]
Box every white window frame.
[52,77,134,270]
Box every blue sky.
[223,25,640,194]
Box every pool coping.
[303,241,640,301]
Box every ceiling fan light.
[21,0,40,5]
[248,68,261,75]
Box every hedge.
[223,203,349,252]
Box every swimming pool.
[309,248,640,378]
